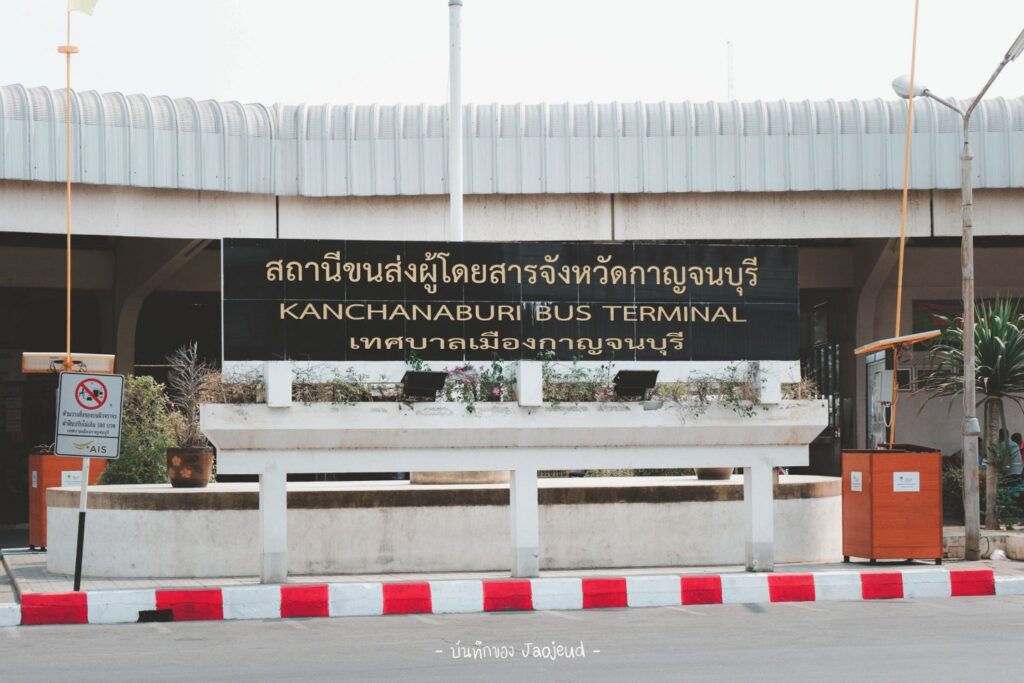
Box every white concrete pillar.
[516,360,543,406]
[743,462,775,572]
[264,361,293,408]
[758,362,783,405]
[510,468,540,577]
[259,467,288,584]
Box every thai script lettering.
[265,251,759,298]
[347,330,686,357]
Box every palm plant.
[919,296,1024,529]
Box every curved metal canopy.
[2,84,1023,197]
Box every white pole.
[448,0,464,241]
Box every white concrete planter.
[200,399,828,582]
[202,400,827,457]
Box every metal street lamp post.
[892,27,1024,560]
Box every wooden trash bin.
[842,444,943,565]
[28,451,106,550]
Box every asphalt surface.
[2,596,1024,682]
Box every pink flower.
[491,387,500,397]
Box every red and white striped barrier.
[5,568,1022,626]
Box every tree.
[98,375,177,485]
[919,296,1024,529]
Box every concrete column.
[509,468,539,577]
[743,462,775,572]
[757,362,783,404]
[264,361,293,408]
[259,467,288,584]
[112,237,210,374]
[516,361,543,406]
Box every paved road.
[3,597,1023,682]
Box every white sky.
[2,0,1024,106]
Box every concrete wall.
[47,480,841,577]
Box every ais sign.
[55,372,124,459]
[222,239,798,362]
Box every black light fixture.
[613,370,659,399]
[400,371,449,399]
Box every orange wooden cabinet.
[28,453,106,549]
[842,445,943,564]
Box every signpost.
[55,371,124,591]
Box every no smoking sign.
[55,371,124,459]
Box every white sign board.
[893,471,920,493]
[55,372,124,459]
[62,470,83,487]
[850,471,862,492]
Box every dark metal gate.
[800,342,842,475]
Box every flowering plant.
[442,354,515,412]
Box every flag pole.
[448,0,463,242]
[59,10,76,372]
[58,6,91,592]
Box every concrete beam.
[616,191,932,241]
[277,193,612,241]
[0,181,275,240]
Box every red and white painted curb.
[2,568,1022,627]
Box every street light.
[892,26,1024,560]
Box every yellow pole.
[60,10,76,371]
[887,0,920,446]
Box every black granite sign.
[222,239,798,362]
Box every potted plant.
[166,342,215,488]
[685,365,763,481]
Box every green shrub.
[99,375,176,485]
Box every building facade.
[2,84,1023,523]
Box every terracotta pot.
[166,447,214,488]
[695,467,735,481]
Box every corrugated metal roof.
[2,84,1023,196]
